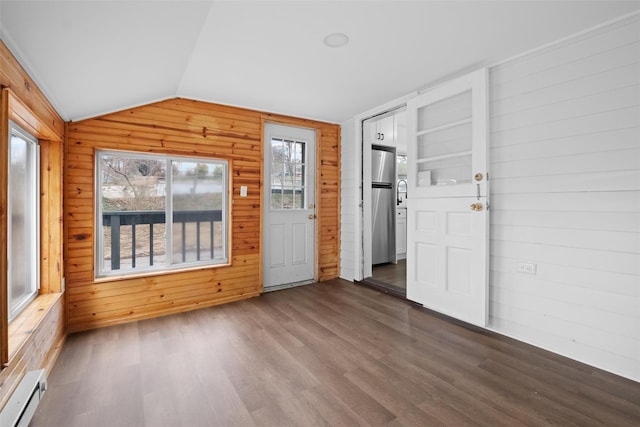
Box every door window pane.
[417,122,472,159]
[270,137,306,210]
[417,90,471,131]
[417,154,472,186]
[416,90,473,187]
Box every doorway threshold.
[357,278,406,299]
[263,279,315,293]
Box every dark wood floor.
[32,279,640,426]
[371,260,406,295]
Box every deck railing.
[102,210,222,270]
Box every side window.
[8,121,40,321]
[96,151,229,277]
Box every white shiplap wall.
[488,14,640,381]
[340,118,360,281]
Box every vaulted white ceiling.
[1,1,638,123]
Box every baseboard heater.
[0,369,47,427]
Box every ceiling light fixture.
[323,33,349,48]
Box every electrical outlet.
[240,186,247,197]
[517,262,537,275]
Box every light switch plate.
[240,186,248,197]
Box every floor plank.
[371,259,406,293]
[31,279,640,426]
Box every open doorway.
[361,109,408,297]
[368,153,407,296]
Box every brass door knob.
[470,203,483,211]
[308,214,316,219]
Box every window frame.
[7,120,40,322]
[2,87,65,368]
[95,150,230,279]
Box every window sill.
[8,292,63,361]
[93,261,232,284]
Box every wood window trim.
[3,89,61,143]
[1,88,63,368]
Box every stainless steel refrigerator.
[371,148,395,265]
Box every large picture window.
[96,151,229,277]
[8,121,40,321]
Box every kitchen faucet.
[397,179,407,205]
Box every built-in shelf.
[417,150,472,164]
[416,117,471,137]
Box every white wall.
[340,119,360,281]
[339,12,640,381]
[488,14,640,381]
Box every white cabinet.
[367,110,408,152]
[374,115,395,144]
[396,208,407,259]
[368,114,396,147]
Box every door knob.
[308,214,316,219]
[470,203,483,211]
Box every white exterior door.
[406,69,489,326]
[263,123,316,290]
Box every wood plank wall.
[488,14,640,381]
[65,99,340,332]
[0,40,66,410]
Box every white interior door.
[406,69,489,326]
[263,123,316,290]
